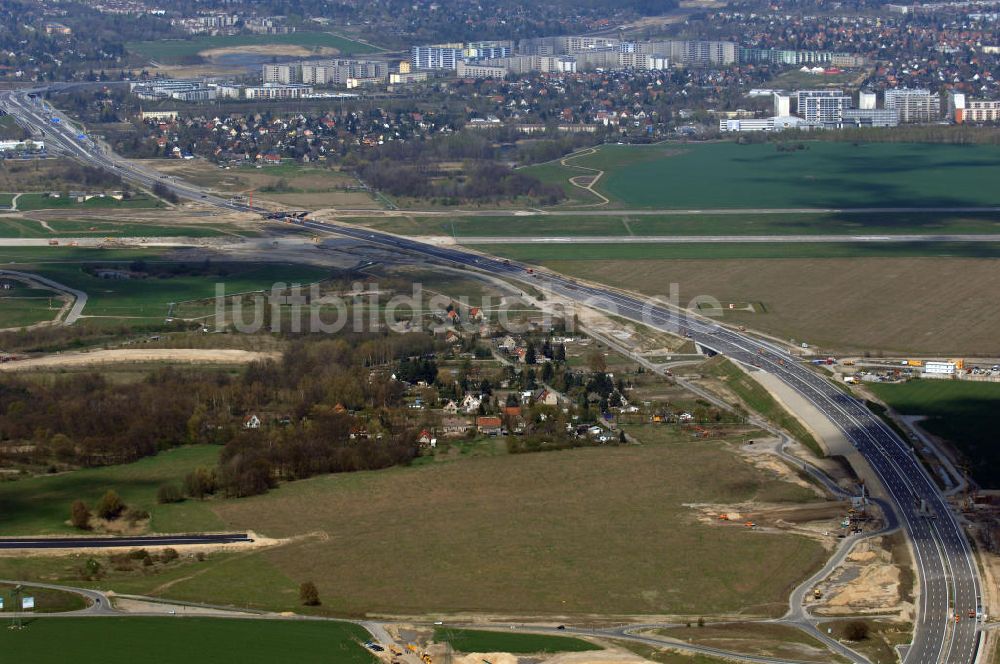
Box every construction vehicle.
[813,588,822,599]
[47,239,59,246]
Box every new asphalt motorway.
[0,87,984,664]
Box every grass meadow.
[0,432,824,618]
[869,380,1000,487]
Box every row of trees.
[357,159,564,205]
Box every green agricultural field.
[433,628,600,654]
[348,211,1000,238]
[13,193,162,212]
[468,241,1000,261]
[869,380,1000,488]
[0,617,376,664]
[0,446,222,535]
[0,193,13,208]
[523,142,1000,209]
[126,32,379,62]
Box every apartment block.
[456,61,508,79]
[884,88,940,123]
[950,92,1000,123]
[411,44,463,70]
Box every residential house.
[243,414,262,429]
[477,416,503,435]
[442,416,471,437]
[418,429,436,447]
[533,388,559,406]
[460,394,482,414]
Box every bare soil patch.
[199,44,340,59]
[0,348,279,372]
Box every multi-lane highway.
[0,86,984,664]
[0,534,253,550]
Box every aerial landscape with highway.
[1,1,999,663]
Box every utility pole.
[9,584,22,630]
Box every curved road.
[0,86,984,664]
[0,269,87,324]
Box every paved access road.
[0,534,252,550]
[0,86,983,664]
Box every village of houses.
[236,294,750,459]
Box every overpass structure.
[0,86,985,664]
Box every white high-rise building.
[411,44,463,70]
[773,93,791,117]
[859,91,877,110]
[884,88,940,123]
[798,92,852,126]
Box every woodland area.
[0,335,439,496]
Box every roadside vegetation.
[818,619,913,664]
[653,622,844,663]
[701,357,823,456]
